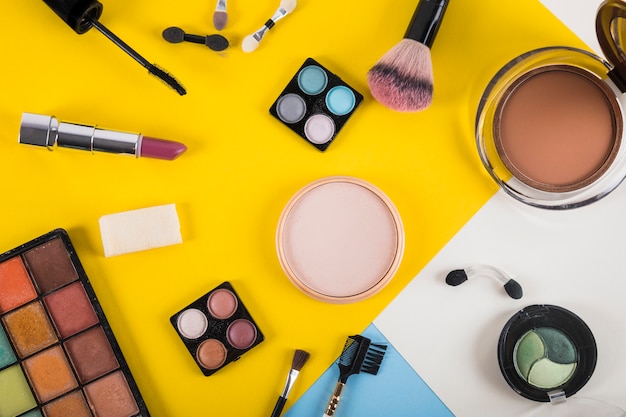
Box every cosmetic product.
[242,0,297,53]
[42,0,185,95]
[323,335,387,417]
[474,0,626,209]
[162,27,229,52]
[446,265,523,299]
[170,281,264,376]
[0,229,150,417]
[276,176,404,303]
[270,349,310,417]
[270,58,364,151]
[367,0,450,112]
[19,112,187,161]
[213,0,228,30]
[497,304,625,415]
[99,204,182,257]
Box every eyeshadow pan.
[44,281,99,338]
[177,308,208,339]
[196,339,227,370]
[207,289,238,319]
[23,345,78,403]
[0,256,37,313]
[0,324,17,368]
[65,326,120,383]
[84,371,140,417]
[0,365,38,417]
[3,301,57,358]
[227,319,257,349]
[298,65,328,95]
[24,237,78,295]
[326,86,356,116]
[304,114,336,145]
[21,409,44,417]
[43,391,91,417]
[276,94,307,124]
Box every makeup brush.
[242,0,297,53]
[162,27,230,52]
[446,265,523,299]
[42,0,186,95]
[213,0,228,30]
[323,335,387,417]
[367,0,450,112]
[270,349,310,417]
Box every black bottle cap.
[43,0,103,34]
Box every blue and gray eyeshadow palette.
[270,57,364,151]
[170,281,264,376]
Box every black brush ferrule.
[403,0,449,48]
[43,0,103,34]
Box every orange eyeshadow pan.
[0,229,150,416]
[0,256,37,313]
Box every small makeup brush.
[242,0,297,53]
[213,0,228,31]
[323,335,387,417]
[162,27,230,52]
[270,349,310,417]
[367,0,450,112]
[446,265,523,299]
[42,0,186,95]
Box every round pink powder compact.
[276,176,404,303]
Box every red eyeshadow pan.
[44,282,99,338]
[0,257,37,313]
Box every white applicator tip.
[280,0,297,13]
[242,35,259,53]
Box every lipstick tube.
[19,112,187,160]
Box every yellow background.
[0,1,586,416]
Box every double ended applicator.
[367,0,449,112]
[42,0,186,95]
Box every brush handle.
[270,396,287,417]
[322,381,345,417]
[404,0,449,48]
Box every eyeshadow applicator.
[162,27,230,52]
[19,112,187,160]
[446,265,523,299]
[42,0,186,95]
[242,0,297,53]
[367,0,449,112]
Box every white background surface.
[374,1,626,415]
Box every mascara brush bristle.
[367,39,433,112]
[292,349,310,371]
[148,64,187,96]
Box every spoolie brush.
[242,0,297,53]
[323,335,387,417]
[42,0,186,95]
[367,0,449,112]
[270,349,310,417]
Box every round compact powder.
[196,339,227,370]
[277,177,404,303]
[176,309,208,340]
[207,289,238,319]
[494,65,621,192]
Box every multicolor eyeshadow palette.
[270,57,364,151]
[0,229,150,417]
[170,281,264,376]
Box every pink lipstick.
[19,112,187,161]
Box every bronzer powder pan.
[476,0,626,209]
[276,176,404,303]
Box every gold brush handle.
[323,381,345,417]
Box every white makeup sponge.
[99,204,182,257]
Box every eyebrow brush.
[42,0,186,95]
[323,335,387,417]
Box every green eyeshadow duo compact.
[498,304,625,416]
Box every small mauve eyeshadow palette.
[170,281,264,376]
[0,229,150,417]
[270,57,364,151]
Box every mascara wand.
[323,335,387,417]
[42,0,186,95]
